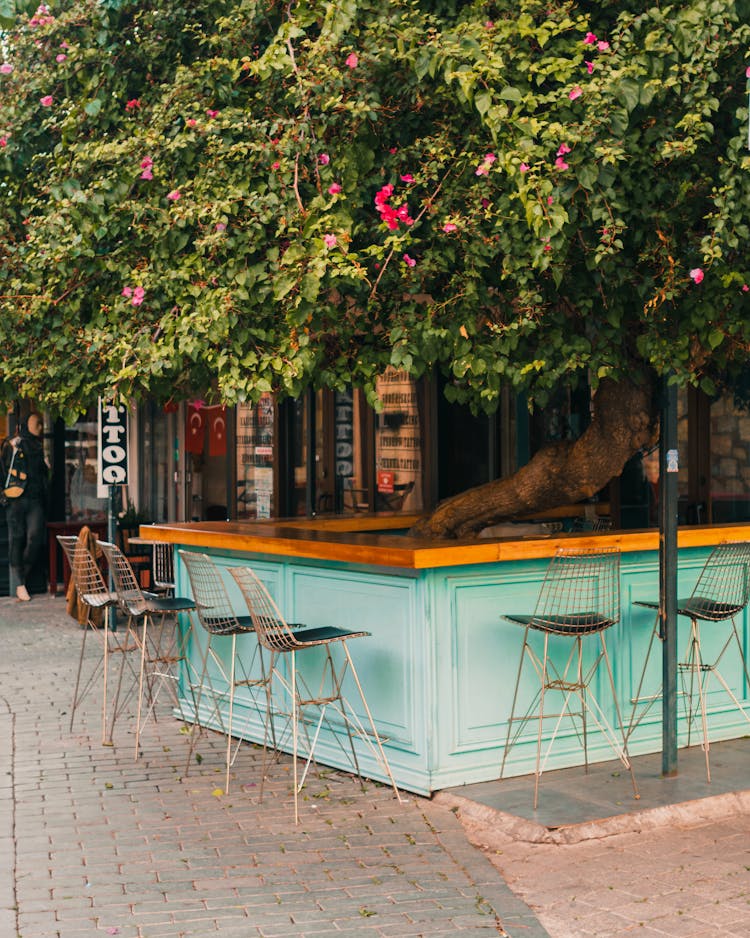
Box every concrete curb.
[434,786,750,846]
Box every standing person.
[2,412,49,601]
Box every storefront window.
[141,403,174,522]
[374,368,423,513]
[65,408,107,521]
[236,395,275,520]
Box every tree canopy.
[0,0,749,420]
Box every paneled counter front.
[140,518,750,795]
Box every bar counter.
[141,515,750,568]
[140,517,750,795]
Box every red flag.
[185,403,205,454]
[207,406,227,457]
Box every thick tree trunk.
[410,376,658,539]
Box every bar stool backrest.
[57,534,111,608]
[230,566,302,652]
[689,541,750,620]
[180,551,245,634]
[152,542,175,592]
[98,540,148,617]
[533,546,620,632]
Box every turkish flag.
[207,406,227,457]
[186,404,205,454]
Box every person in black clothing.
[3,413,49,601]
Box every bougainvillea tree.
[0,0,749,535]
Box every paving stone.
[16,593,750,938]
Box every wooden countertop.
[138,517,750,570]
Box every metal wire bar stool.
[230,564,402,824]
[97,541,197,759]
[179,550,276,794]
[500,546,639,809]
[629,540,750,781]
[58,534,122,744]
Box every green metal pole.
[660,380,679,776]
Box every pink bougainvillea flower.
[585,60,594,74]
[0,137,6,147]
[40,95,53,106]
[125,98,140,110]
[140,167,153,180]
[476,152,496,174]
[55,53,67,62]
[318,153,330,165]
[481,198,490,208]
[403,253,416,267]
[374,184,394,205]
[485,20,494,29]
[328,182,342,194]
[345,52,358,69]
[121,286,133,298]
[746,67,750,78]
[583,32,597,44]
[29,4,54,27]
[568,86,583,101]
[742,284,749,292]
[140,157,153,169]
[185,118,197,127]
[544,243,552,252]
[400,174,414,183]
[206,108,219,118]
[271,161,280,170]
[554,157,569,170]
[556,143,571,156]
[215,223,226,232]
[167,190,181,201]
[131,286,145,306]
[442,223,457,233]
[597,41,610,51]
[689,268,704,284]
[0,63,12,74]
[60,40,69,49]
[323,233,337,248]
[389,146,398,154]
[519,162,530,173]
[547,196,554,205]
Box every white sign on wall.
[97,400,129,494]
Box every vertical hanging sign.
[97,400,129,489]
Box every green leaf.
[0,0,15,27]
[499,86,522,103]
[475,91,491,116]
[84,99,103,117]
[708,328,724,349]
[616,79,641,113]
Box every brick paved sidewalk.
[0,595,545,938]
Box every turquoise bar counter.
[141,518,750,795]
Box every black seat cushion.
[504,612,615,635]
